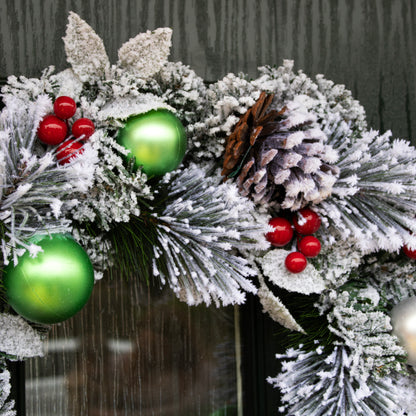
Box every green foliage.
[105,212,159,282]
[269,345,405,416]
[272,288,338,352]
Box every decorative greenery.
[268,345,406,416]
[271,290,338,353]
[1,12,416,415]
[0,359,15,416]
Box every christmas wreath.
[1,12,416,415]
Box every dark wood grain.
[1,0,415,141]
[25,277,238,415]
[1,2,414,414]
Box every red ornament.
[266,217,294,247]
[72,118,95,139]
[293,208,321,235]
[56,140,84,165]
[298,235,321,258]
[285,252,307,273]
[37,115,68,145]
[53,96,77,119]
[403,245,416,259]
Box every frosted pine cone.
[222,92,339,211]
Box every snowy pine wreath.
[1,12,416,415]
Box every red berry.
[53,96,77,119]
[403,245,416,259]
[37,115,68,145]
[72,118,95,139]
[56,140,84,165]
[298,235,321,258]
[285,252,307,273]
[293,208,321,235]
[266,217,294,247]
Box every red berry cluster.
[266,208,322,274]
[37,96,95,165]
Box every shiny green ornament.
[3,234,94,324]
[117,109,187,176]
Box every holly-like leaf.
[117,28,172,79]
[257,275,305,332]
[259,249,326,295]
[0,314,44,359]
[63,12,110,82]
[97,94,175,126]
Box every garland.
[1,12,416,415]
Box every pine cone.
[222,92,339,210]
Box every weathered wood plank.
[0,0,415,139]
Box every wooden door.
[1,1,415,415]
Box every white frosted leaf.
[50,69,84,98]
[0,314,44,359]
[258,282,305,333]
[97,95,175,125]
[63,12,110,82]
[118,27,172,79]
[259,249,326,294]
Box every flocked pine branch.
[0,95,98,265]
[268,345,406,416]
[317,120,416,253]
[362,253,416,305]
[69,130,151,231]
[0,362,15,416]
[318,282,406,381]
[151,164,269,306]
[1,67,58,102]
[198,73,260,161]
[69,130,152,274]
[391,370,416,415]
[157,61,209,125]
[252,61,368,131]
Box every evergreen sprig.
[272,290,338,352]
[148,164,266,306]
[0,358,15,416]
[102,211,158,282]
[321,279,407,380]
[319,120,416,253]
[0,94,97,266]
[268,345,405,416]
[97,164,268,307]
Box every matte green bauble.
[117,109,187,176]
[3,234,94,324]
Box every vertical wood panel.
[26,278,237,415]
[1,0,415,143]
[1,1,415,414]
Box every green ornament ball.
[3,234,94,324]
[117,109,187,176]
